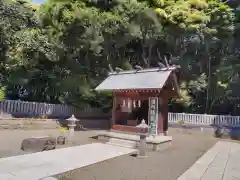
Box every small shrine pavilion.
[95,66,180,135]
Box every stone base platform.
[97,131,172,151]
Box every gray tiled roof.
[95,67,175,91]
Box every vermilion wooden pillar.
[157,96,169,135]
[157,97,164,134]
[111,96,117,127]
[162,97,169,134]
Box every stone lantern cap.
[66,115,79,127]
[136,119,150,135]
[136,119,150,129]
[66,114,79,122]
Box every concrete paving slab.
[223,144,240,180]
[201,146,230,180]
[178,141,223,180]
[0,143,136,180]
[41,177,58,180]
[178,141,240,180]
[0,173,15,180]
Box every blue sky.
[32,0,45,3]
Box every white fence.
[0,100,110,118]
[1,99,240,125]
[168,113,240,126]
[0,100,77,118]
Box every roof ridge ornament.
[164,55,170,69]
[115,67,124,73]
[135,65,143,71]
[108,64,114,73]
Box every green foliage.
[0,0,239,115]
[176,120,184,124]
[0,87,6,100]
[60,126,68,133]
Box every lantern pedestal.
[138,134,148,157]
[136,119,150,157]
[68,125,76,137]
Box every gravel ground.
[55,128,218,180]
[0,129,101,158]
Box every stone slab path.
[178,141,240,180]
[0,143,136,180]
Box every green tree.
[0,0,238,115]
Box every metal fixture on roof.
[164,56,170,69]
[115,67,124,73]
[156,49,168,69]
[135,65,143,70]
[156,49,170,70]
[157,62,166,68]
[108,64,114,73]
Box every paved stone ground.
[0,129,101,158]
[55,128,219,180]
[0,143,136,180]
[1,128,239,180]
[178,141,240,180]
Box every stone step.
[97,131,172,151]
[106,138,137,149]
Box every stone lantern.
[136,119,150,157]
[136,119,150,134]
[66,114,79,137]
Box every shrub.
[176,120,185,124]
